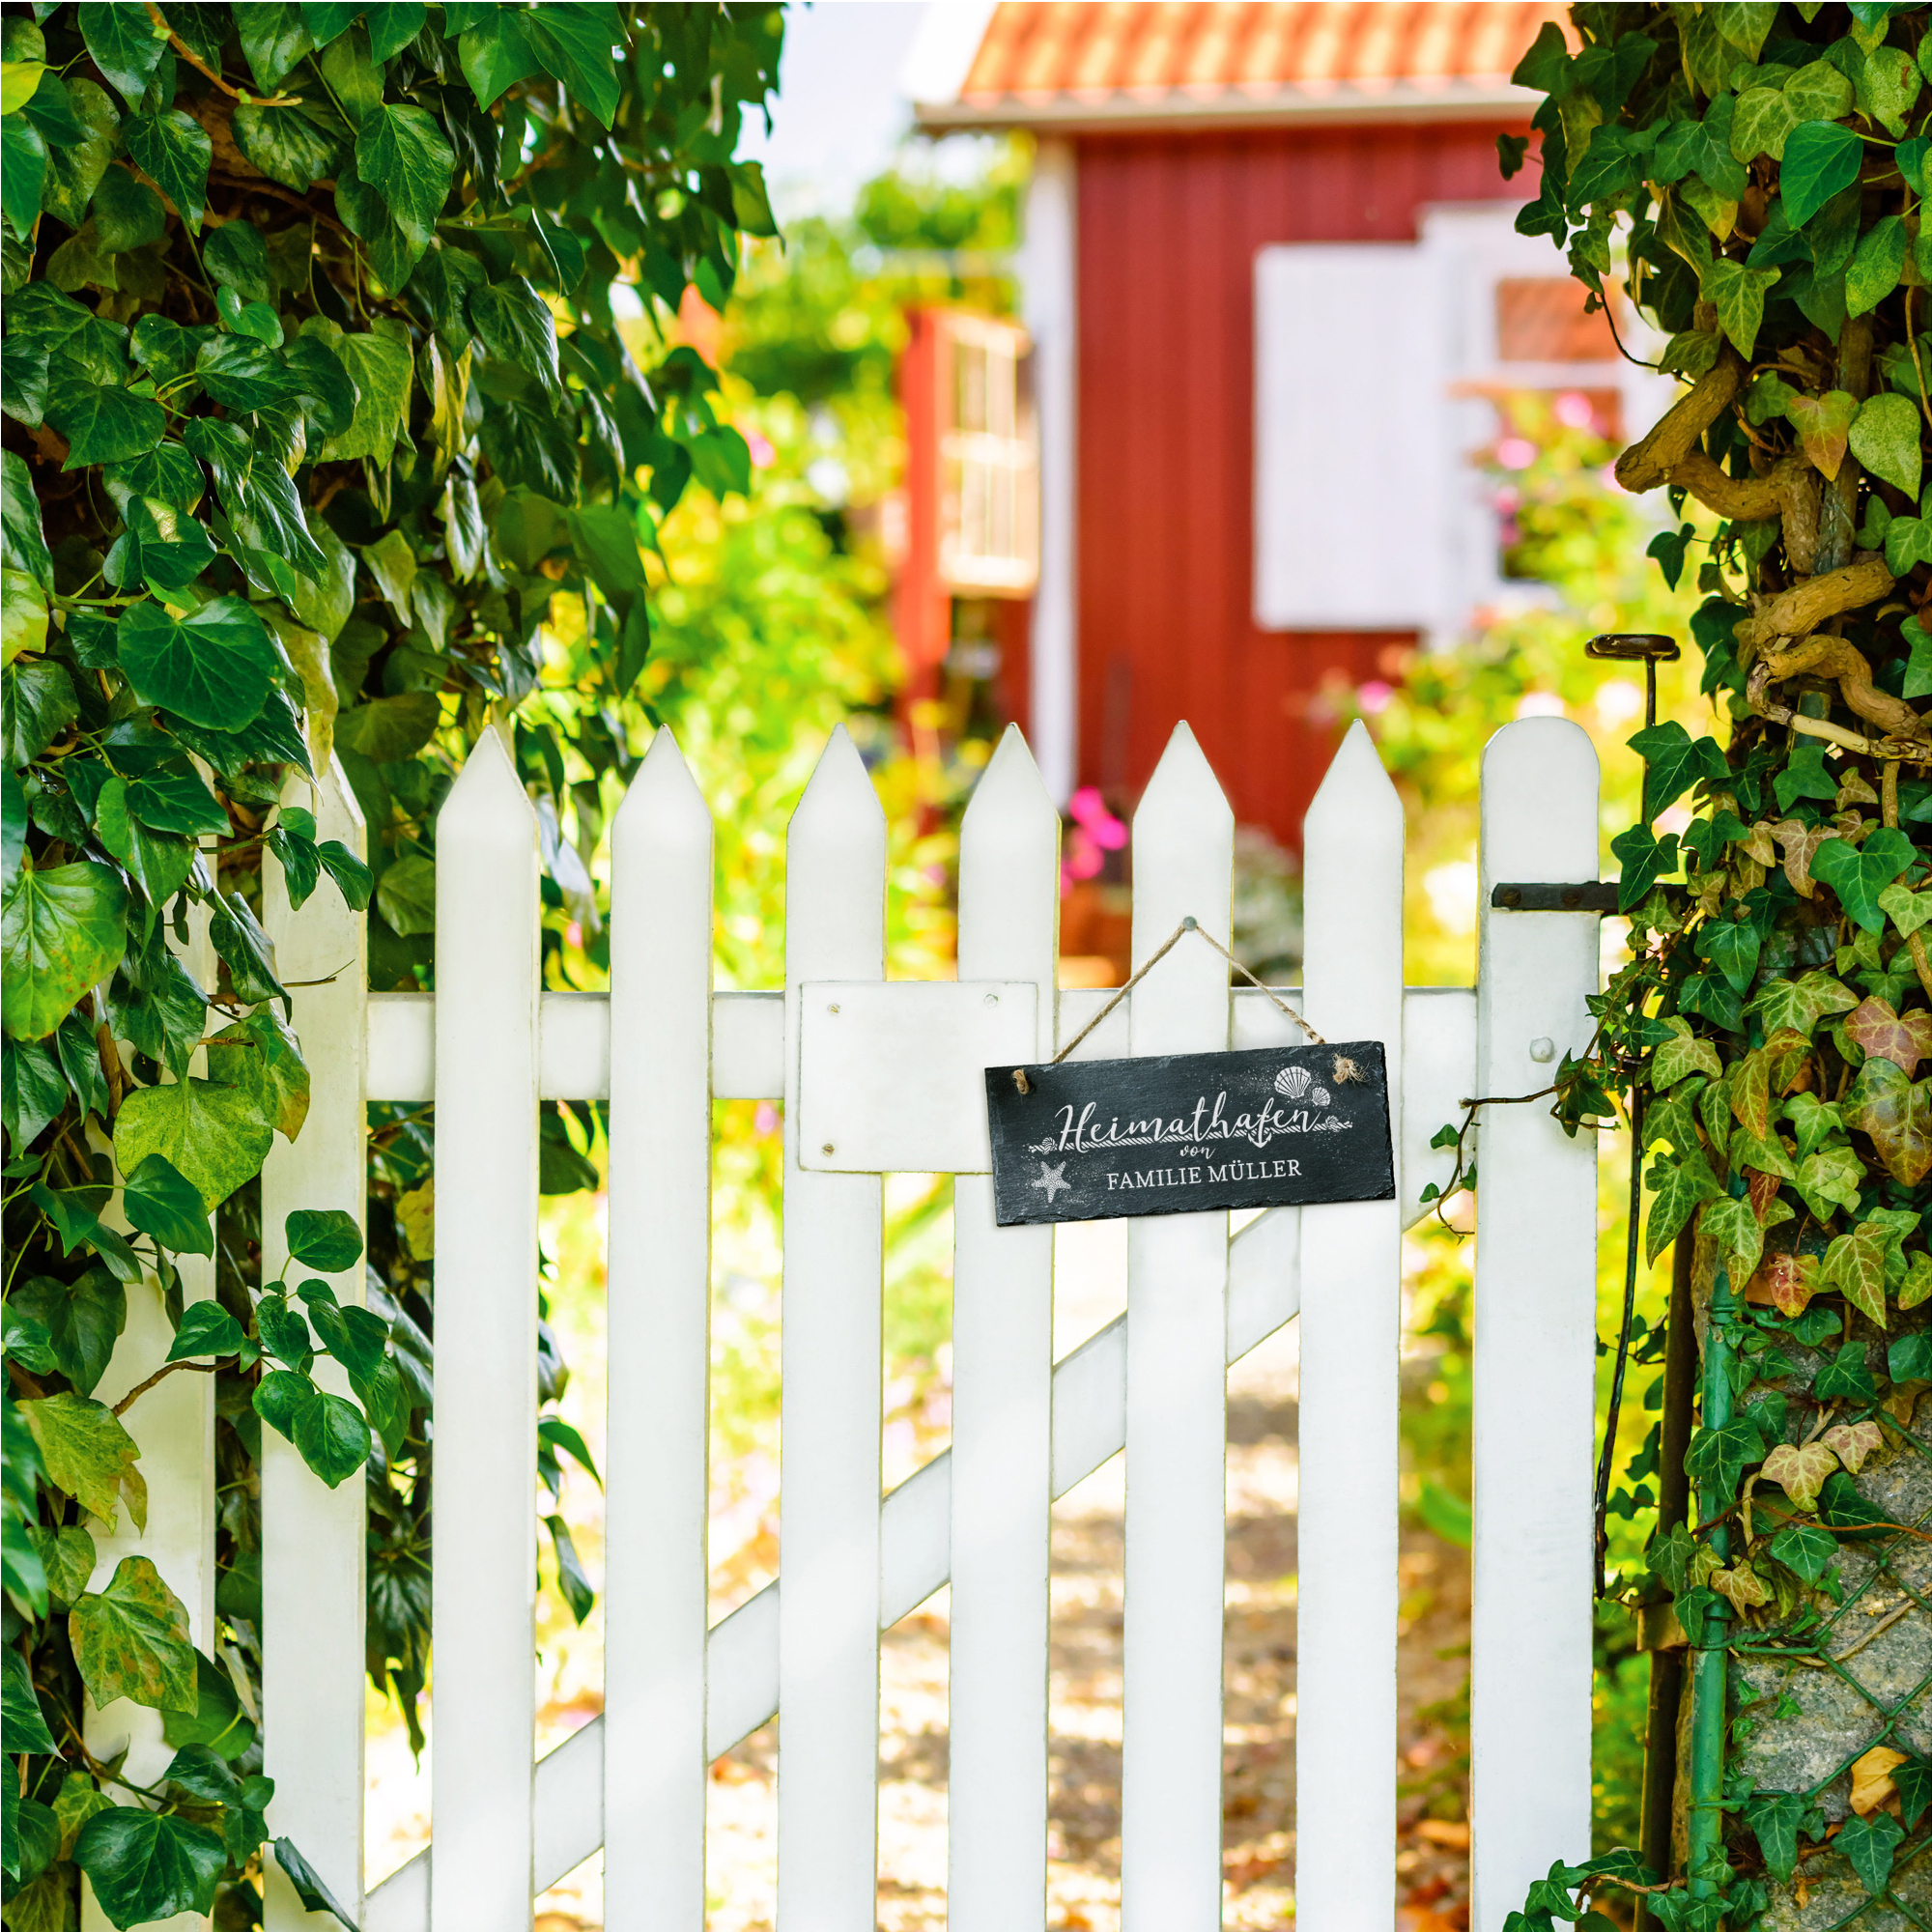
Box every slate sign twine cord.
[1013,916,1342,1094]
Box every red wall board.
[1073,122,1525,848]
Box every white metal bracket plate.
[797,980,1038,1173]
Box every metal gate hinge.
[1490,881,1620,914]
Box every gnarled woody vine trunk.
[1507,6,1932,1929]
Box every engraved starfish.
[1031,1160,1070,1203]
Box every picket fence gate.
[86,712,1606,1932]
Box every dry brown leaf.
[1413,1819,1470,1850]
[1851,1745,1909,1816]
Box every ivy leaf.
[375,852,436,934]
[1784,386,1860,477]
[112,1073,275,1210]
[1781,117,1864,225]
[122,109,212,234]
[191,332,302,412]
[296,1388,371,1488]
[477,392,581,501]
[160,1649,255,1760]
[79,5,168,110]
[1701,255,1779,358]
[72,1804,226,1928]
[1745,1790,1808,1883]
[335,691,440,762]
[1839,1811,1904,1897]
[205,1010,310,1141]
[70,1552,197,1714]
[1896,1760,1932,1830]
[354,102,454,246]
[459,9,542,108]
[94,776,195,909]
[1686,1411,1766,1498]
[120,1151,213,1256]
[164,1299,245,1363]
[286,1208,363,1273]
[1749,969,1858,1035]
[43,374,163,468]
[1,1647,58,1755]
[1,859,127,1040]
[365,3,427,64]
[1645,1151,1722,1262]
[316,328,412,465]
[1821,1418,1884,1471]
[1629,721,1727,819]
[1844,1057,1932,1189]
[1766,1520,1837,1585]
[1702,1192,1769,1283]
[0,114,46,238]
[1813,1336,1881,1402]
[468,275,563,408]
[523,4,622,128]
[1698,915,1761,993]
[12,1265,126,1394]
[1610,823,1680,912]
[1795,1143,1863,1221]
[1851,391,1924,499]
[1652,1016,1722,1088]
[18,1392,144,1529]
[115,595,279,730]
[1810,828,1916,932]
[1849,213,1909,318]
[1844,995,1932,1075]
[272,1837,360,1932]
[1824,1220,1894,1327]
[236,2,313,91]
[231,96,351,193]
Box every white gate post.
[1469,717,1601,1929]
[1119,724,1234,1932]
[1295,719,1406,1930]
[777,726,887,1930]
[605,728,715,1928]
[261,760,370,1928]
[948,726,1060,1932]
[431,731,541,1932]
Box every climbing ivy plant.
[0,4,779,1923]
[1500,3,1932,1927]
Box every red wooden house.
[898,1,1661,855]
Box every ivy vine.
[1504,3,1932,1925]
[0,4,778,1924]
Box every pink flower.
[1553,390,1596,431]
[1067,784,1126,849]
[745,430,776,469]
[1356,680,1393,715]
[1495,436,1537,470]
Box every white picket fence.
[86,713,1605,1932]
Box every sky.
[737,2,931,219]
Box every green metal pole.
[1635,1232,1698,1930]
[1686,1257,1738,1898]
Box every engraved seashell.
[1274,1064,1312,1098]
[1310,1087,1331,1108]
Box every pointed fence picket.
[261,760,370,1931]
[948,726,1061,1932]
[1294,720,1408,1930]
[98,713,1605,1931]
[777,726,890,1929]
[1120,724,1236,1932]
[604,728,715,1929]
[430,731,542,1932]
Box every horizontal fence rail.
[217,717,1602,1932]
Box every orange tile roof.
[916,2,1571,131]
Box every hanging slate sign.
[985,1040,1395,1227]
